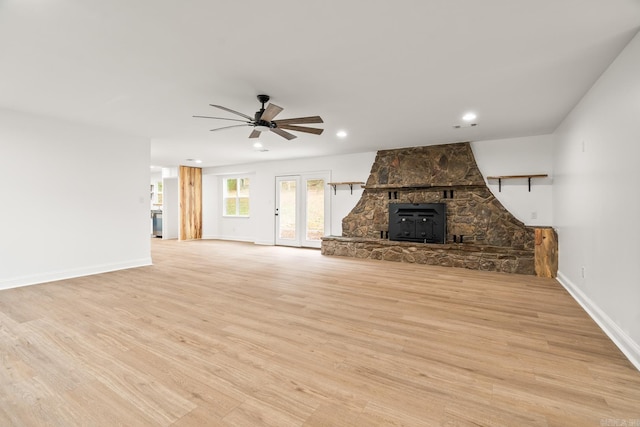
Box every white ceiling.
[1,1,639,168]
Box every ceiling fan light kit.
[194,94,324,140]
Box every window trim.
[222,176,250,218]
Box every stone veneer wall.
[321,142,538,275]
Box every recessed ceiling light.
[462,112,477,122]
[185,158,203,164]
[252,141,268,152]
[336,130,348,138]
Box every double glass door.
[275,173,330,248]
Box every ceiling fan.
[193,94,324,140]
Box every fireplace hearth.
[388,203,446,244]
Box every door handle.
[275,208,279,216]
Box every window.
[223,177,250,216]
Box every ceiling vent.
[453,123,478,129]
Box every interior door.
[275,173,330,248]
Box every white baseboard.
[201,235,256,243]
[556,271,640,371]
[201,235,273,245]
[254,239,275,246]
[0,258,153,291]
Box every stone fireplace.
[321,142,557,276]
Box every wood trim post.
[179,166,202,240]
[534,227,558,278]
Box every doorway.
[275,173,330,248]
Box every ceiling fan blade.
[209,104,253,121]
[260,103,284,122]
[249,129,261,138]
[193,115,251,123]
[271,128,297,140]
[209,124,251,132]
[278,124,324,135]
[273,116,323,125]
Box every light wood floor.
[1,239,639,426]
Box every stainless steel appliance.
[151,210,162,238]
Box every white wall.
[553,32,640,369]
[0,109,152,289]
[201,174,220,239]
[197,142,556,245]
[202,152,377,244]
[202,172,256,242]
[471,135,554,226]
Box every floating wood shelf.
[327,182,365,195]
[486,174,549,192]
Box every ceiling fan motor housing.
[254,120,276,131]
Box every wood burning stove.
[388,203,446,244]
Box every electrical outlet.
[581,266,585,278]
[531,211,537,220]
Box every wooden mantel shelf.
[362,183,484,190]
[327,182,364,195]
[486,174,549,192]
